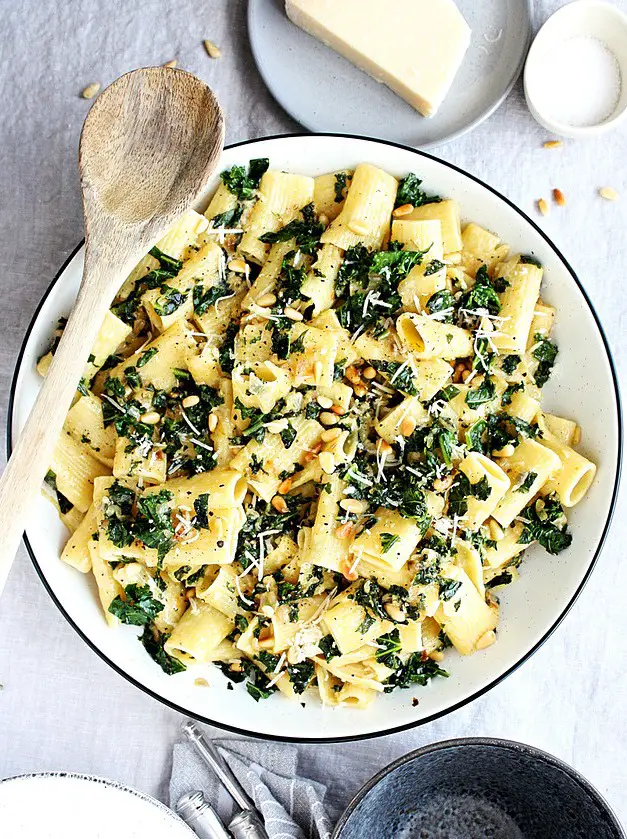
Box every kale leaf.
[109,583,164,625]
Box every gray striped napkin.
[170,736,333,839]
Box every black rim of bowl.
[332,737,626,837]
[7,132,623,744]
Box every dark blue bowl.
[333,738,624,839]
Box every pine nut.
[339,498,367,514]
[494,443,516,458]
[266,418,288,434]
[348,219,369,236]
[278,477,293,494]
[319,411,338,427]
[461,368,472,382]
[228,258,247,273]
[182,395,200,408]
[313,360,323,383]
[392,203,414,218]
[378,439,393,455]
[317,395,333,409]
[203,39,221,59]
[194,677,209,686]
[319,451,336,474]
[599,186,619,201]
[429,651,445,662]
[384,602,406,622]
[258,636,275,650]
[452,362,466,384]
[331,404,345,416]
[552,188,566,207]
[321,427,342,443]
[318,213,329,226]
[488,518,504,542]
[207,412,218,432]
[399,416,416,437]
[362,366,377,380]
[537,198,549,216]
[353,384,368,398]
[163,59,177,68]
[346,365,361,384]
[256,292,276,308]
[543,140,562,149]
[140,411,160,424]
[284,307,303,321]
[81,82,101,99]
[433,474,454,492]
[271,495,288,514]
[475,629,497,651]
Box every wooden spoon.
[0,67,224,596]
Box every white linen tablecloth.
[0,0,625,825]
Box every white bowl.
[9,134,622,742]
[524,0,627,138]
[0,773,193,837]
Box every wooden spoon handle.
[0,253,119,596]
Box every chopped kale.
[520,254,542,268]
[193,279,231,316]
[153,286,187,317]
[375,360,418,396]
[515,471,537,493]
[395,173,441,208]
[141,624,186,675]
[532,333,558,387]
[334,172,349,202]
[502,381,524,406]
[259,203,323,255]
[318,634,340,661]
[193,493,211,529]
[465,376,497,409]
[448,472,491,517]
[375,629,403,669]
[459,264,501,318]
[287,661,315,694]
[501,354,521,375]
[149,246,183,274]
[133,489,175,562]
[424,259,446,276]
[137,347,158,368]
[518,494,572,555]
[380,532,401,554]
[108,583,164,626]
[280,423,297,449]
[438,578,462,601]
[220,158,269,200]
[427,290,455,321]
[486,570,514,589]
[384,653,448,692]
[209,206,243,228]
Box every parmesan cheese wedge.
[285,0,471,118]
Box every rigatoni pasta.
[40,158,594,708]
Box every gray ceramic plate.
[248,0,533,148]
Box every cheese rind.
[285,0,471,118]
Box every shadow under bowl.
[333,738,624,839]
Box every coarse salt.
[535,36,621,127]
